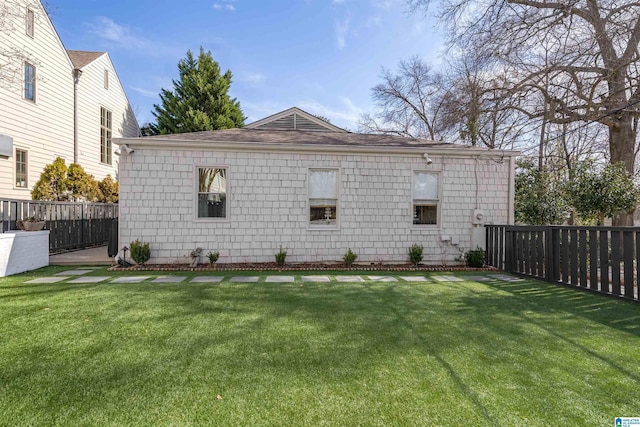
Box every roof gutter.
[114,137,519,158]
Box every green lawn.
[1,267,639,426]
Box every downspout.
[508,155,516,225]
[73,68,82,164]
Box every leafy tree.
[98,175,119,203]
[564,161,638,225]
[31,157,69,201]
[408,0,640,225]
[515,159,568,225]
[151,47,245,134]
[67,163,99,202]
[32,158,118,203]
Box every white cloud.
[129,86,158,98]
[334,17,350,49]
[238,72,266,84]
[298,98,363,129]
[85,17,152,50]
[213,1,236,11]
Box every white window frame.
[26,8,34,38]
[412,170,440,227]
[195,166,230,222]
[308,168,340,230]
[104,69,109,90]
[24,62,35,102]
[100,107,112,165]
[14,148,28,189]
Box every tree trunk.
[609,115,636,226]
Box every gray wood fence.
[1,198,118,254]
[486,225,639,302]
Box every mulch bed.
[109,262,498,272]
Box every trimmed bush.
[130,239,150,264]
[207,251,220,264]
[275,247,287,266]
[465,247,485,268]
[343,248,358,267]
[408,243,423,266]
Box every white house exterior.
[0,0,139,200]
[116,108,518,265]
[68,50,139,180]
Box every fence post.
[505,226,513,273]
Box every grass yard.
[1,267,639,426]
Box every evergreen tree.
[151,47,245,134]
[31,157,69,201]
[98,175,119,203]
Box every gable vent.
[252,112,336,132]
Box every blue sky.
[49,0,443,130]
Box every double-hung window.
[26,8,34,37]
[24,62,35,101]
[197,167,227,219]
[15,149,28,188]
[413,171,439,225]
[100,107,112,164]
[309,169,338,227]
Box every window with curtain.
[413,171,439,225]
[309,169,338,226]
[198,167,227,218]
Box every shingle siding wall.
[119,149,512,264]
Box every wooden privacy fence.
[1,198,118,254]
[486,225,639,302]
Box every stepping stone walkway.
[26,277,69,284]
[229,276,260,283]
[489,274,523,282]
[368,276,398,282]
[68,276,110,284]
[301,276,331,282]
[54,269,94,276]
[465,276,493,282]
[265,276,295,283]
[152,276,187,283]
[190,276,224,283]
[400,276,430,282]
[110,276,151,284]
[28,272,521,286]
[336,276,365,282]
[432,275,464,282]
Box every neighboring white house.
[0,0,139,200]
[116,107,518,265]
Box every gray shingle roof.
[141,128,452,148]
[67,50,105,69]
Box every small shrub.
[207,251,220,264]
[408,243,423,266]
[130,239,150,264]
[343,248,358,267]
[465,247,485,268]
[275,246,287,266]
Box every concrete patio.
[49,246,113,266]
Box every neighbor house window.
[309,169,338,226]
[100,107,112,164]
[104,69,109,89]
[15,149,28,188]
[198,167,227,218]
[413,171,439,225]
[26,9,34,37]
[24,62,35,101]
